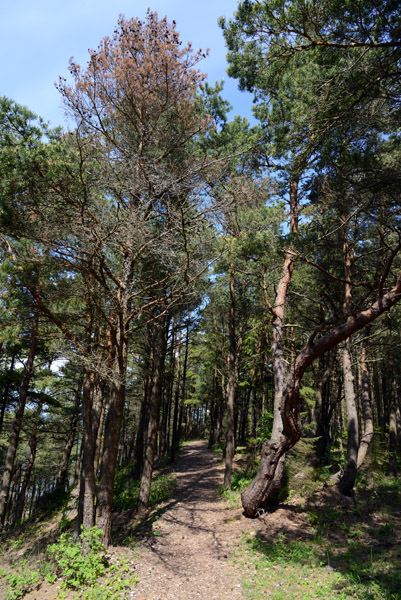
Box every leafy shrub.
[47,526,108,589]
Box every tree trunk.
[14,415,39,524]
[137,316,169,514]
[96,342,127,545]
[133,338,153,478]
[314,349,336,462]
[338,341,359,495]
[208,344,220,449]
[75,368,96,538]
[242,273,401,516]
[0,350,16,436]
[170,316,183,462]
[176,321,190,451]
[55,385,81,495]
[224,263,236,488]
[0,318,38,535]
[356,340,374,469]
[388,380,398,477]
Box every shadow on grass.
[244,476,401,599]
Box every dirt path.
[130,440,253,600]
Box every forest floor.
[0,440,400,599]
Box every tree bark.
[75,368,96,538]
[171,316,183,462]
[0,350,16,436]
[224,263,236,488]
[338,341,359,495]
[242,272,401,516]
[96,328,127,546]
[137,315,169,514]
[356,340,374,469]
[14,408,40,524]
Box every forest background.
[0,0,400,580]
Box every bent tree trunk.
[259,178,299,503]
[241,275,401,517]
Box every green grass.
[228,465,401,600]
[219,470,255,508]
[237,530,401,600]
[219,448,401,600]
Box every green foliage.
[219,467,257,508]
[47,527,108,589]
[113,465,177,512]
[1,526,138,600]
[4,560,41,600]
[46,526,138,599]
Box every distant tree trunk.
[208,345,219,449]
[314,349,336,462]
[8,464,22,526]
[176,321,190,451]
[224,263,236,488]
[55,388,81,494]
[161,321,176,455]
[133,335,153,478]
[137,315,169,514]
[388,379,398,477]
[0,318,38,535]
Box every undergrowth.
[113,466,177,511]
[0,526,137,600]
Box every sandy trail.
[131,440,251,600]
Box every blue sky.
[0,0,254,128]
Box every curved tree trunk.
[242,274,401,517]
